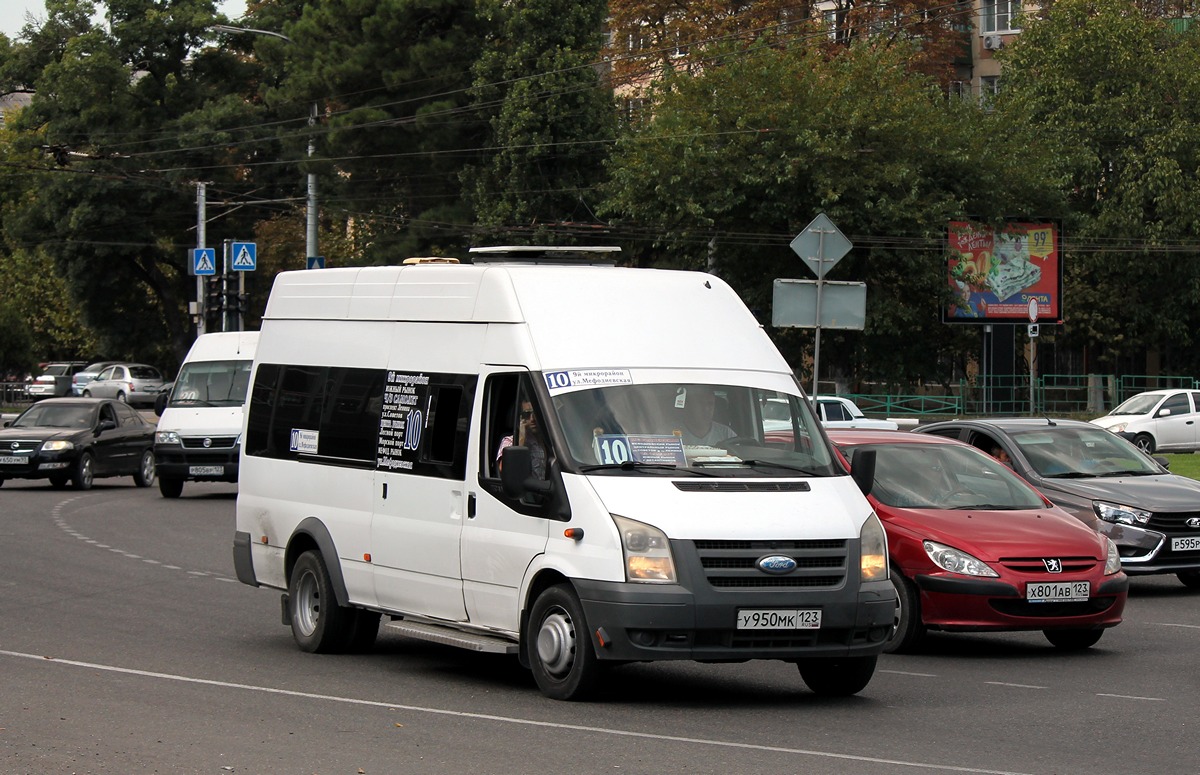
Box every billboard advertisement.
[944,221,1063,324]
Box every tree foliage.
[600,40,1063,388]
[996,0,1200,374]
[464,0,615,243]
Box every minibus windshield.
[169,360,253,407]
[551,382,840,476]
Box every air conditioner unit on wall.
[982,34,1004,51]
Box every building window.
[982,0,1022,33]
[948,81,972,102]
[980,76,1001,107]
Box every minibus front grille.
[181,436,238,449]
[690,539,849,589]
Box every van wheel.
[289,550,355,653]
[158,476,183,498]
[1043,628,1103,650]
[71,452,94,490]
[527,584,600,700]
[133,450,156,487]
[1133,433,1155,454]
[884,572,926,654]
[797,655,877,696]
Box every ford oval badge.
[757,555,798,574]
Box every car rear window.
[129,366,161,379]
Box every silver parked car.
[80,363,165,407]
[72,361,122,396]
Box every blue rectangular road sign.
[231,241,257,272]
[192,248,216,276]
[307,256,325,270]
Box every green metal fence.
[842,374,1199,418]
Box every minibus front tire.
[528,584,601,701]
[796,655,877,696]
[289,550,356,653]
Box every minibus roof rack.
[467,245,621,265]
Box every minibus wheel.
[797,655,877,696]
[289,550,354,653]
[884,572,926,654]
[527,584,600,701]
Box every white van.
[154,331,258,498]
[233,248,894,700]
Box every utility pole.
[196,182,207,336]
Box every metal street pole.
[195,182,207,336]
[212,24,318,264]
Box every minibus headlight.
[156,431,181,445]
[859,513,888,582]
[612,515,676,583]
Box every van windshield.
[169,360,252,407]
[551,382,840,476]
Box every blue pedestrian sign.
[231,241,257,272]
[191,248,216,276]
[307,256,325,270]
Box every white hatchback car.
[1090,388,1200,454]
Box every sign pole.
[1028,299,1039,415]
[812,230,825,397]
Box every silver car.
[80,363,165,407]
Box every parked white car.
[813,395,899,430]
[1090,388,1200,453]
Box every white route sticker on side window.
[544,369,634,392]
[289,428,319,454]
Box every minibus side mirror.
[850,449,876,497]
[500,446,553,498]
[154,391,169,416]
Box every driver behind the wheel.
[673,385,736,447]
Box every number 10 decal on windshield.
[593,433,687,467]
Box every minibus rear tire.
[289,550,355,653]
[527,584,600,701]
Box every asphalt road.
[2,479,1198,775]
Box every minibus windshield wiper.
[702,459,820,475]
[578,461,716,476]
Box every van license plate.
[736,609,821,630]
[0,456,26,465]
[1171,536,1200,552]
[1026,581,1089,602]
[189,465,224,475]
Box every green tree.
[246,0,488,261]
[600,40,1063,388]
[0,0,284,365]
[463,0,615,243]
[996,0,1200,375]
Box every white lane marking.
[1154,622,1200,629]
[50,497,233,583]
[0,648,1036,775]
[880,669,938,677]
[1096,693,1165,702]
[985,682,1046,690]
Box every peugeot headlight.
[923,540,999,577]
[860,513,888,582]
[40,440,74,452]
[1094,501,1151,526]
[156,431,181,445]
[1103,536,1123,575]
[612,515,676,583]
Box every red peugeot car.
[829,431,1128,653]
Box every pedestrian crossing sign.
[191,248,216,276]
[231,241,257,272]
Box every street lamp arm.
[210,24,292,42]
